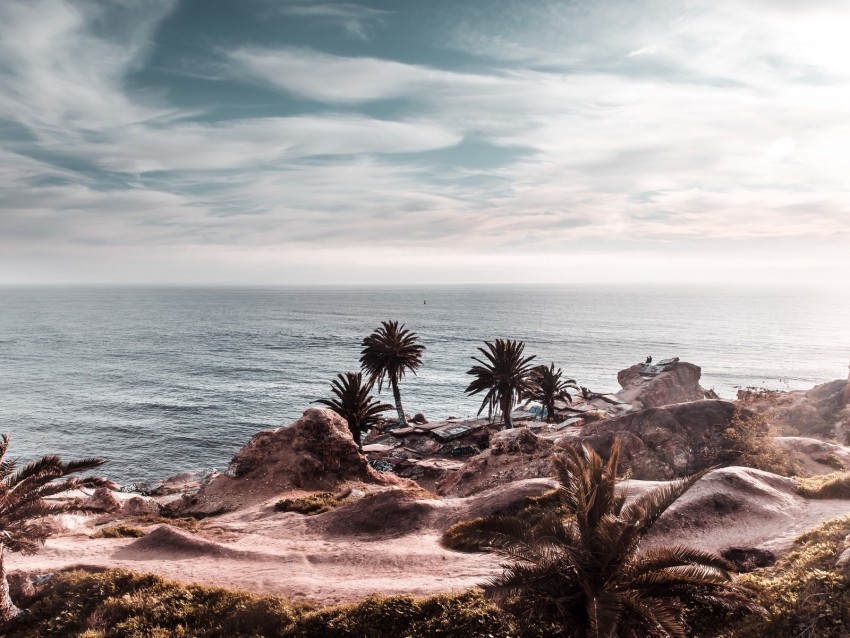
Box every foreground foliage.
[6,569,560,638]
[448,441,758,637]
[0,434,111,623]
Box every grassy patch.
[691,514,850,638]
[796,472,850,499]
[274,492,353,515]
[441,518,489,552]
[92,525,146,539]
[6,569,559,638]
[442,489,569,552]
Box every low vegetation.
[692,514,850,638]
[795,471,850,498]
[131,515,202,534]
[719,407,799,476]
[92,525,146,539]
[5,569,558,638]
[275,492,353,515]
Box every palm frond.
[450,438,756,633]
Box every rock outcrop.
[741,377,850,440]
[84,487,122,513]
[436,428,557,497]
[579,400,744,479]
[175,408,405,515]
[615,360,706,409]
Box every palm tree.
[465,339,536,429]
[0,434,111,624]
[315,372,392,447]
[359,320,425,427]
[450,440,758,637]
[526,363,580,422]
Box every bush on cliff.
[719,407,799,476]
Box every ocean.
[1,285,848,485]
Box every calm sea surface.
[1,285,848,484]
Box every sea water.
[1,285,848,484]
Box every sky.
[1,0,849,287]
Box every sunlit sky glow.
[1,0,849,286]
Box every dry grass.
[691,514,850,638]
[796,472,850,499]
[5,569,558,637]
[92,525,146,539]
[275,492,352,515]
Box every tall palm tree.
[449,440,758,637]
[315,372,392,447]
[359,320,425,427]
[526,363,580,423]
[0,434,111,624]
[465,339,536,429]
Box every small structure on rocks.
[615,359,707,409]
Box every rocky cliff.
[174,408,406,515]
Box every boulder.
[84,487,122,513]
[410,413,429,425]
[615,360,706,409]
[579,400,743,480]
[123,496,161,517]
[177,408,407,515]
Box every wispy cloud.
[277,2,388,40]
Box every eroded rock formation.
[174,408,406,514]
[615,360,706,409]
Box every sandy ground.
[10,469,850,605]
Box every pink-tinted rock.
[616,361,706,409]
[84,487,122,513]
[580,400,744,480]
[177,408,408,514]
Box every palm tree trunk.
[502,395,513,429]
[0,549,20,625]
[391,374,407,427]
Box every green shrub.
[796,472,850,499]
[275,492,351,515]
[92,525,146,539]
